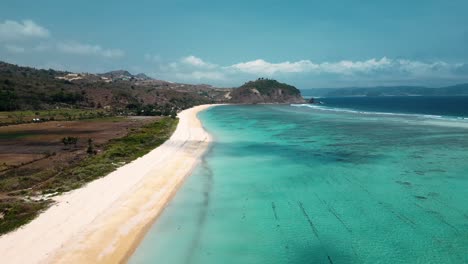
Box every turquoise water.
[130,105,468,264]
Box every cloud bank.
[181,55,214,67]
[1,19,124,60]
[0,20,50,41]
[227,57,461,76]
[151,55,468,86]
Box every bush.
[62,136,78,148]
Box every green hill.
[230,78,305,104]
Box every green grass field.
[0,108,112,125]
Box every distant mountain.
[134,73,153,80]
[98,70,155,81]
[230,78,305,104]
[302,84,468,97]
[98,70,132,79]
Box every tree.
[86,138,96,155]
[62,137,78,149]
[170,110,177,119]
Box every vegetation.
[61,137,79,148]
[239,78,301,95]
[0,61,227,113]
[39,117,178,193]
[230,78,305,103]
[51,90,84,104]
[0,200,50,235]
[86,138,96,155]
[0,117,178,234]
[1,60,311,112]
[0,109,112,126]
[0,61,308,236]
[0,117,178,194]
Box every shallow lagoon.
[131,105,468,264]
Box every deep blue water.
[316,96,468,118]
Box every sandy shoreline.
[0,104,217,264]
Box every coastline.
[0,104,217,264]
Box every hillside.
[0,62,307,114]
[230,78,305,104]
[302,84,468,97]
[0,61,228,114]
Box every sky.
[1,0,468,88]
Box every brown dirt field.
[0,154,44,166]
[0,117,160,181]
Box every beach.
[0,104,216,264]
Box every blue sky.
[1,0,468,88]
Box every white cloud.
[57,42,124,58]
[181,55,216,68]
[320,57,392,74]
[226,56,467,78]
[229,59,318,75]
[153,55,467,85]
[0,20,125,60]
[154,55,223,81]
[4,44,25,53]
[0,19,50,41]
[229,57,394,75]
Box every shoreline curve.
[0,104,219,264]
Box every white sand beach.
[0,104,216,264]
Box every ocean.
[130,98,468,264]
[316,96,468,119]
